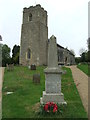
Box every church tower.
[20,4,48,66]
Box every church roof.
[57,43,75,56]
[57,43,64,49]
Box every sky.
[0,0,89,57]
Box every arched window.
[65,57,67,63]
[29,13,32,21]
[27,49,31,59]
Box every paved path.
[66,65,88,114]
[0,67,4,120]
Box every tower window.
[27,49,31,59]
[28,13,32,21]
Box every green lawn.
[77,64,89,76]
[2,66,87,118]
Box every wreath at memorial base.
[43,102,58,113]
[38,102,66,116]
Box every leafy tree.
[2,44,11,66]
[88,51,90,62]
[79,48,86,56]
[80,51,89,63]
[80,52,86,62]
[75,57,81,64]
[87,38,90,62]
[12,45,20,64]
[87,38,90,51]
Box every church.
[19,4,75,66]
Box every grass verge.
[77,64,89,76]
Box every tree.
[87,38,90,62]
[79,48,86,56]
[75,57,81,64]
[80,52,86,62]
[2,44,11,66]
[87,38,90,51]
[12,45,20,64]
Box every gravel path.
[0,67,4,120]
[66,65,88,114]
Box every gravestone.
[28,65,31,69]
[31,64,36,70]
[6,64,14,71]
[33,74,40,84]
[40,35,66,104]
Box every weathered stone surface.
[33,74,40,84]
[40,35,66,104]
[48,35,58,68]
[40,91,65,104]
[45,74,61,93]
[19,5,48,66]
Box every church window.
[65,57,67,62]
[27,49,31,59]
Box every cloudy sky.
[0,0,89,57]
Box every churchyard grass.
[77,63,89,76]
[2,66,87,118]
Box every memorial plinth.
[40,35,66,104]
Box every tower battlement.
[22,4,47,26]
[23,4,47,13]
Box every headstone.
[33,74,40,84]
[6,64,14,71]
[31,64,36,70]
[28,66,31,69]
[40,35,66,104]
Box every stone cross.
[40,35,66,105]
